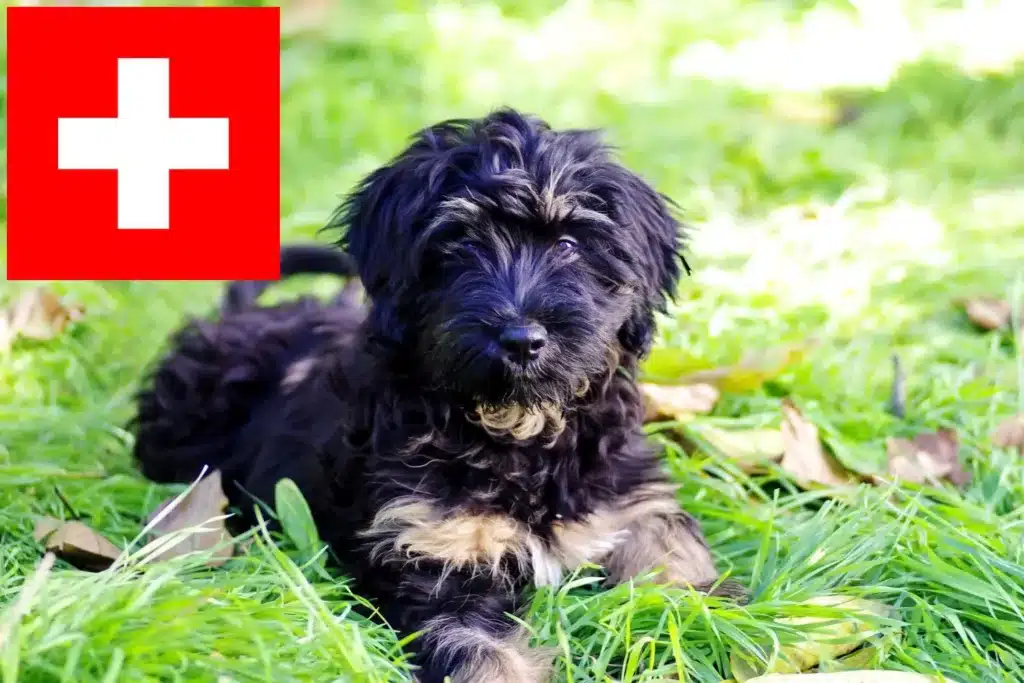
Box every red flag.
[7,6,281,280]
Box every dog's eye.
[554,236,577,255]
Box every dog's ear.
[327,152,438,302]
[610,170,688,358]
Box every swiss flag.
[6,6,281,281]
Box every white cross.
[57,58,230,230]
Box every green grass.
[3,1,1024,681]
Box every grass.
[3,0,1024,681]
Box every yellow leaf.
[768,95,840,126]
[693,424,785,472]
[640,382,719,423]
[679,342,815,393]
[640,346,708,382]
[779,401,856,489]
[745,674,956,683]
[731,596,892,681]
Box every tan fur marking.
[281,357,316,392]
[362,499,566,588]
[362,499,531,580]
[426,616,553,683]
[549,483,719,589]
[361,486,717,594]
[474,402,566,443]
[605,483,718,588]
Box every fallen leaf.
[144,470,234,567]
[961,297,1011,331]
[884,429,970,488]
[678,342,817,393]
[779,401,856,488]
[992,414,1024,454]
[640,346,711,382]
[692,424,785,472]
[745,674,955,683]
[640,382,719,422]
[33,517,121,571]
[829,630,897,670]
[769,95,840,126]
[275,478,328,574]
[730,596,893,681]
[0,287,85,350]
[281,0,334,35]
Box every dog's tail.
[221,243,361,314]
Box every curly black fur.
[132,109,735,683]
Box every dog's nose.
[499,324,548,364]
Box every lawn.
[3,1,1024,681]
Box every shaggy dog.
[132,108,740,683]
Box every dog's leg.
[361,502,553,683]
[562,482,743,598]
[605,496,718,589]
[381,568,552,683]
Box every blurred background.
[3,0,1022,414]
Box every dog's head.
[331,109,685,436]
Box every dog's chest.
[364,384,656,587]
[454,439,596,526]
[367,449,634,589]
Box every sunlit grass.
[2,0,1024,681]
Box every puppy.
[133,109,739,683]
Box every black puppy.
[133,109,738,683]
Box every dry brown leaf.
[33,517,121,571]
[962,297,1012,331]
[640,382,719,422]
[145,470,234,567]
[694,425,785,472]
[993,414,1024,454]
[0,287,85,350]
[779,401,856,488]
[885,429,970,488]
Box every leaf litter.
[641,340,816,392]
[779,401,856,488]
[143,469,235,567]
[0,287,85,351]
[883,429,970,488]
[644,339,973,492]
[729,595,895,681]
[33,518,121,572]
[640,382,719,422]
[960,296,1014,332]
[741,674,958,683]
[992,414,1024,454]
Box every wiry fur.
[131,108,739,683]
